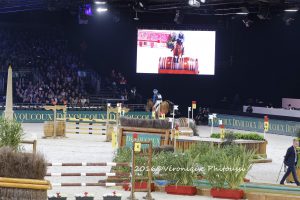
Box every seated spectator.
[246,105,253,113]
[0,27,91,106]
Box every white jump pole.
[210,113,217,135]
[172,105,179,129]
[188,107,191,128]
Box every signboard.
[208,114,300,136]
[0,110,151,123]
[192,101,197,109]
[134,143,142,152]
[125,133,161,149]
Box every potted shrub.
[103,191,121,200]
[0,118,24,151]
[111,147,131,184]
[210,132,264,141]
[114,147,154,191]
[202,145,254,199]
[75,192,94,200]
[164,152,199,195]
[48,193,67,200]
[112,147,131,174]
[152,151,176,187]
[134,150,155,191]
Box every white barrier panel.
[243,106,300,118]
[282,98,300,109]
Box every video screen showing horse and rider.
[136,29,216,75]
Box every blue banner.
[0,110,151,123]
[208,114,300,136]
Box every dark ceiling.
[0,0,299,17]
[106,0,300,15]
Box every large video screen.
[136,29,216,75]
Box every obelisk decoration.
[4,65,14,120]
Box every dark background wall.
[1,11,299,110]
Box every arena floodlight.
[138,1,144,8]
[188,0,200,8]
[96,7,108,12]
[95,1,106,5]
[236,7,249,15]
[134,12,139,20]
[243,18,253,27]
[285,8,299,12]
[174,10,184,24]
[285,18,295,26]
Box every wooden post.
[118,128,123,148]
[33,140,37,154]
[20,140,37,154]
[44,105,67,138]
[164,130,170,145]
[127,140,137,200]
[53,107,57,137]
[144,141,154,200]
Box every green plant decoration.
[0,118,24,151]
[201,145,254,189]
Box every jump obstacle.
[65,118,108,135]
[46,162,131,187]
[44,104,128,139]
[46,162,129,167]
[20,140,37,154]
[46,140,154,200]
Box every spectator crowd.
[0,27,90,106]
[0,26,143,106]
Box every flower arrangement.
[48,192,67,200]
[103,191,122,200]
[75,192,94,200]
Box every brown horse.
[146,99,154,112]
[173,43,184,63]
[154,101,170,119]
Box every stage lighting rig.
[188,0,200,8]
[133,0,146,11]
[134,12,139,21]
[174,10,184,24]
[243,18,253,27]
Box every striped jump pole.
[46,172,130,177]
[66,118,108,135]
[51,182,129,187]
[47,162,131,188]
[47,162,130,167]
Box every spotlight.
[236,7,249,15]
[188,0,200,7]
[134,0,145,10]
[174,10,184,24]
[257,6,270,20]
[95,1,106,5]
[285,9,298,12]
[138,1,144,8]
[134,12,139,21]
[96,7,108,12]
[243,18,253,27]
[285,18,295,26]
